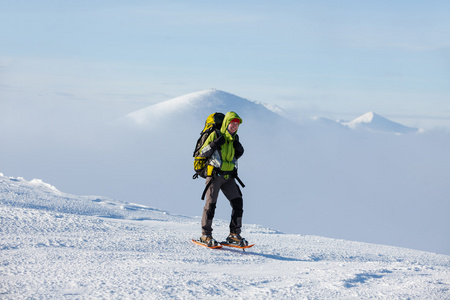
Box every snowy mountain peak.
[354,111,377,123]
[124,89,287,127]
[341,112,419,134]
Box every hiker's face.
[228,121,239,134]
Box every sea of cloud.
[1,97,449,255]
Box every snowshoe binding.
[199,235,220,248]
[226,233,249,247]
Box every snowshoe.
[192,239,222,249]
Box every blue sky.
[1,0,450,129]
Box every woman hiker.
[197,111,247,247]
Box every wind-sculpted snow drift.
[1,173,449,299]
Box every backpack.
[192,112,225,179]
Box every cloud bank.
[1,89,449,255]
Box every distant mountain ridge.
[341,112,420,134]
[124,89,420,135]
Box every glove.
[210,135,225,150]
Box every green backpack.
[192,112,225,179]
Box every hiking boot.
[199,235,219,247]
[226,233,248,247]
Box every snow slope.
[1,173,449,299]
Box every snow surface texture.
[2,89,449,257]
[1,173,449,299]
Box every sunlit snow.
[1,173,449,299]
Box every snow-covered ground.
[1,173,449,299]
